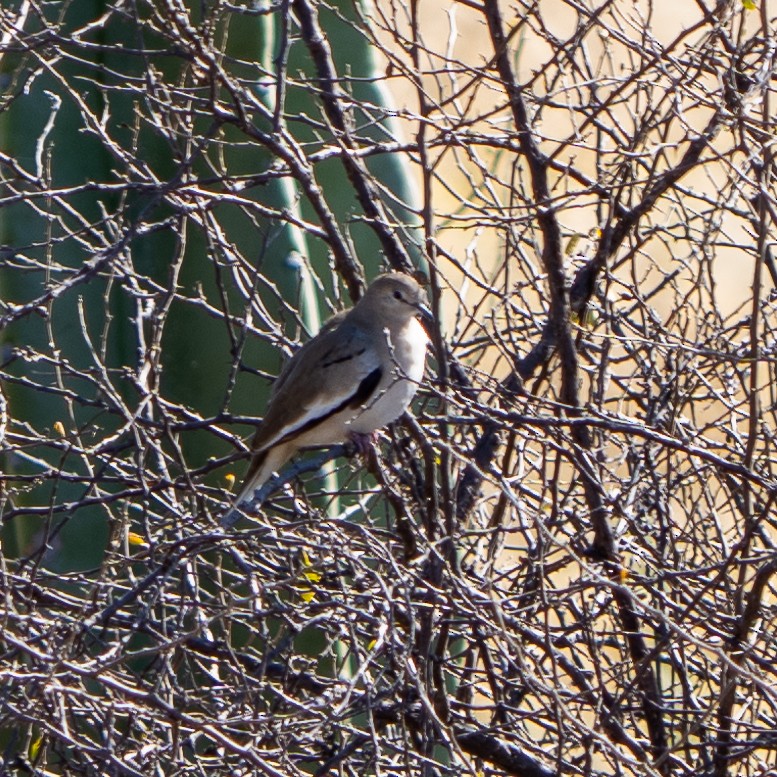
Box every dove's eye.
[393,290,403,300]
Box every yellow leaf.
[224,473,236,490]
[29,731,44,761]
[53,421,66,437]
[302,568,322,584]
[298,550,321,597]
[742,0,757,9]
[571,309,599,329]
[619,566,629,584]
[127,532,147,548]
[367,639,377,651]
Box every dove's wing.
[248,316,383,456]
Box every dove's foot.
[348,431,379,456]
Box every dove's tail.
[220,443,293,528]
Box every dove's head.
[360,272,433,328]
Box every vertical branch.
[291,0,414,274]
[482,0,670,769]
[481,0,578,410]
[714,11,776,770]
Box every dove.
[223,272,432,523]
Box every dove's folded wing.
[248,319,383,455]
